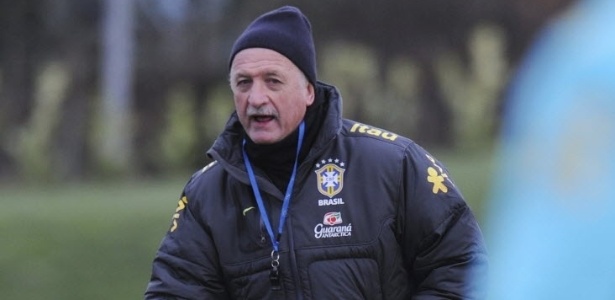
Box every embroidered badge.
[425,154,454,194]
[427,167,448,194]
[315,159,345,198]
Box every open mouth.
[252,115,275,123]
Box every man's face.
[230,48,315,144]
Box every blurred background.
[0,0,576,298]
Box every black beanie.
[229,6,317,87]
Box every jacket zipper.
[286,217,304,300]
[259,217,267,245]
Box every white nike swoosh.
[243,206,255,216]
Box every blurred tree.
[132,0,234,173]
[0,0,42,179]
[54,0,100,179]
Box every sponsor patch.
[323,212,343,225]
[314,212,352,239]
[170,196,188,232]
[349,122,398,141]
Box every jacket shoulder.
[192,160,219,179]
[183,160,222,193]
[340,119,449,172]
[341,120,414,147]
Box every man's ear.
[306,82,315,106]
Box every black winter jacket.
[145,82,487,299]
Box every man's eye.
[236,79,250,86]
[266,78,281,84]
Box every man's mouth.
[252,115,275,123]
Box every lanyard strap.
[242,121,305,253]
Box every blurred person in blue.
[486,0,615,298]
[145,5,487,300]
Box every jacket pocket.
[308,258,382,300]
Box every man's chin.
[248,133,282,145]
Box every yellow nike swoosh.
[242,206,255,216]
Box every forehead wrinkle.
[232,50,291,69]
[230,49,303,83]
[232,65,286,81]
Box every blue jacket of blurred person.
[486,0,615,298]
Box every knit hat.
[229,6,317,87]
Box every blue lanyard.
[242,121,305,253]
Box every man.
[146,6,487,299]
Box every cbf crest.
[315,158,345,198]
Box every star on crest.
[316,158,345,169]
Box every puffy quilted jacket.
[145,82,487,299]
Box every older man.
[146,6,487,299]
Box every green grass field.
[0,148,493,299]
[0,178,187,299]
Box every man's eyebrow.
[230,72,249,81]
[230,69,283,81]
[264,70,285,79]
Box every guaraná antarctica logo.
[314,212,352,239]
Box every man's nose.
[247,81,269,106]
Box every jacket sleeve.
[399,145,488,299]
[145,185,230,299]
